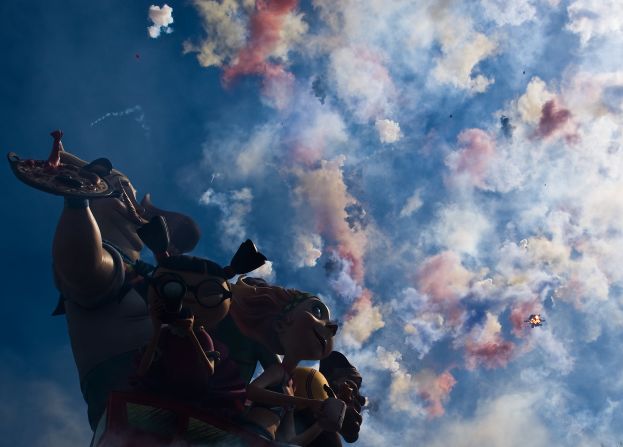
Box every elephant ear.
[141,193,201,255]
[136,215,170,260]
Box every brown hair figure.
[228,278,346,445]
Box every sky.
[1,0,623,446]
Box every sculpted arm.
[52,202,117,306]
[247,365,323,411]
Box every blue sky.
[2,1,623,446]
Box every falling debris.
[312,76,328,105]
[500,115,513,138]
[524,314,545,328]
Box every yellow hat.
[292,367,330,402]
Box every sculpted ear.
[141,193,201,255]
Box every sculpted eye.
[311,302,328,320]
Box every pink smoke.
[350,288,372,312]
[449,128,495,188]
[535,99,579,143]
[291,143,325,166]
[416,251,471,301]
[464,338,516,370]
[415,251,471,326]
[293,161,380,343]
[294,162,367,284]
[222,0,298,108]
[418,370,457,418]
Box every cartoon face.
[277,297,338,361]
[149,267,231,329]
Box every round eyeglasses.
[150,272,232,308]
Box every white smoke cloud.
[567,0,623,46]
[432,17,497,92]
[269,10,309,62]
[429,393,554,447]
[327,254,363,302]
[183,0,250,67]
[185,0,306,82]
[430,204,492,257]
[199,187,254,250]
[328,46,396,122]
[480,0,538,26]
[529,330,575,374]
[375,118,402,143]
[399,188,424,218]
[290,232,323,268]
[341,293,385,348]
[288,103,350,164]
[234,125,280,178]
[517,76,556,124]
[367,346,457,418]
[395,288,450,358]
[147,4,174,38]
[250,260,275,283]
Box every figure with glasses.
[134,216,267,412]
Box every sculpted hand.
[337,380,358,405]
[316,397,347,432]
[172,314,194,333]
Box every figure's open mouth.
[313,328,327,354]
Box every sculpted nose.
[326,321,339,337]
